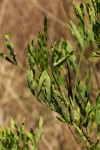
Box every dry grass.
[0,0,99,150]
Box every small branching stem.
[68,125,78,142]
[80,126,93,146]
[16,64,27,73]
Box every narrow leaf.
[27,70,36,95]
[36,117,43,145]
[91,52,100,57]
[55,69,65,86]
[5,33,17,64]
[67,41,76,72]
[53,56,67,68]
[74,124,91,148]
[37,70,46,96]
[0,51,14,64]
[70,20,84,52]
[96,93,100,132]
[46,72,52,105]
[28,41,36,76]
[85,65,91,101]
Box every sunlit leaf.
[74,124,90,148]
[27,70,36,95]
[0,51,14,64]
[85,65,91,101]
[28,40,35,76]
[46,72,52,105]
[91,52,100,57]
[55,69,65,86]
[96,93,100,132]
[53,56,67,68]
[70,20,84,52]
[36,116,43,145]
[37,70,46,96]
[5,33,17,64]
[73,1,85,45]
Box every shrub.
[0,0,100,149]
[0,117,43,150]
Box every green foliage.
[96,93,100,132]
[0,117,43,150]
[5,33,17,64]
[0,0,100,149]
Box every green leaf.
[67,63,73,99]
[70,20,84,52]
[5,33,17,64]
[75,94,86,117]
[11,119,15,130]
[82,102,91,128]
[73,1,85,45]
[76,81,86,103]
[27,130,36,147]
[36,117,43,145]
[45,72,52,105]
[28,40,35,76]
[91,52,100,57]
[87,23,95,46]
[28,54,35,75]
[67,41,76,72]
[27,70,36,95]
[73,1,84,21]
[68,104,74,123]
[91,0,100,13]
[59,38,67,56]
[37,70,47,96]
[28,40,35,57]
[55,69,65,87]
[92,20,100,43]
[0,51,14,64]
[74,124,91,148]
[96,93,100,132]
[51,42,58,64]
[38,30,48,71]
[53,56,67,68]
[56,39,76,73]
[37,71,51,105]
[36,17,48,71]
[20,119,25,134]
[85,65,91,101]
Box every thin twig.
[80,126,93,145]
[68,124,78,142]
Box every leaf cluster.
[0,117,43,150]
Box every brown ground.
[0,0,99,150]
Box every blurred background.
[0,0,99,149]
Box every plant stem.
[74,123,92,149]
[68,124,77,142]
[80,126,93,145]
[17,64,27,73]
